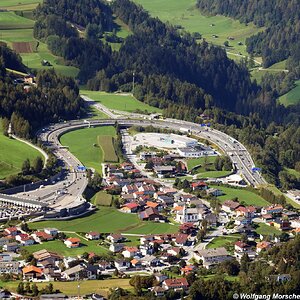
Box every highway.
[9,103,266,212]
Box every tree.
[22,158,31,175]
[16,282,24,295]
[240,253,251,273]
[145,160,154,170]
[32,283,39,296]
[33,156,43,173]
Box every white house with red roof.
[85,232,101,240]
[16,234,35,246]
[162,278,189,291]
[122,246,139,258]
[64,237,81,248]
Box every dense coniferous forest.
[0,45,82,138]
[196,0,300,69]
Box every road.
[6,99,266,214]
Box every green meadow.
[80,90,162,113]
[0,124,41,179]
[279,80,300,106]
[0,11,34,29]
[60,126,116,175]
[29,206,179,234]
[133,0,262,56]
[211,185,269,206]
[0,0,41,11]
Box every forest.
[0,44,83,138]
[196,0,300,69]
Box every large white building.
[177,146,215,158]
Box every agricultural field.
[206,235,240,249]
[255,223,281,236]
[60,126,116,175]
[0,11,34,29]
[80,90,162,113]
[0,123,41,179]
[210,185,270,206]
[279,80,300,106]
[133,0,262,57]
[29,206,179,234]
[0,0,41,11]
[0,279,131,297]
[97,135,118,162]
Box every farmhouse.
[64,237,81,248]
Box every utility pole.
[132,71,135,95]
[77,282,80,299]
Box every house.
[3,242,19,252]
[234,217,252,226]
[138,185,156,194]
[290,218,300,229]
[141,255,161,267]
[162,278,189,291]
[64,237,81,248]
[32,231,54,243]
[261,205,283,216]
[122,184,139,194]
[234,241,251,253]
[139,207,164,221]
[121,203,139,213]
[63,264,98,281]
[131,258,142,268]
[272,219,290,231]
[222,200,240,213]
[179,223,197,234]
[4,227,19,236]
[114,260,130,271]
[122,246,139,258]
[204,213,218,227]
[154,272,168,283]
[85,232,101,240]
[98,261,115,272]
[191,181,208,191]
[235,206,256,218]
[194,247,232,269]
[269,274,291,283]
[256,241,272,253]
[206,188,223,197]
[33,249,62,263]
[262,214,274,222]
[153,166,176,178]
[146,201,163,211]
[15,234,35,246]
[157,195,174,206]
[0,253,12,262]
[107,234,125,243]
[181,265,196,275]
[0,261,19,274]
[44,228,58,236]
[174,234,189,246]
[176,206,206,224]
[151,286,165,297]
[109,243,124,253]
[22,265,43,280]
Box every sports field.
[133,0,262,56]
[279,80,300,106]
[60,126,116,175]
[210,185,269,206]
[0,279,131,297]
[0,124,41,179]
[98,135,118,162]
[29,207,179,234]
[80,90,162,113]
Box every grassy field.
[279,80,300,106]
[0,11,34,29]
[0,0,41,10]
[25,237,108,257]
[60,126,116,175]
[133,0,262,57]
[92,191,113,206]
[196,170,232,179]
[187,156,217,170]
[80,90,162,113]
[206,235,240,249]
[255,223,281,236]
[98,136,118,162]
[0,279,131,297]
[0,124,42,179]
[29,207,178,234]
[211,185,269,206]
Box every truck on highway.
[180,127,190,134]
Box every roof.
[64,264,85,276]
[257,241,271,249]
[146,201,159,208]
[87,232,100,236]
[223,200,240,209]
[22,265,43,274]
[164,278,189,287]
[191,181,207,188]
[66,237,80,243]
[124,202,139,209]
[124,246,138,253]
[235,241,250,248]
[197,247,230,258]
